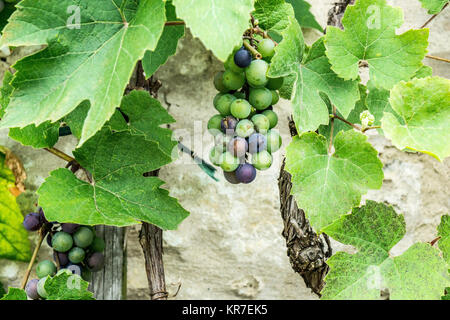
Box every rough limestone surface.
[1,0,449,300]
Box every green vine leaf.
[172,0,254,61]
[381,76,450,161]
[44,273,94,300]
[269,20,360,134]
[285,131,383,231]
[286,0,322,32]
[418,0,449,14]
[0,150,31,262]
[443,288,450,300]
[321,201,450,300]
[253,0,295,34]
[0,0,166,146]
[142,1,185,78]
[438,215,449,264]
[38,92,188,229]
[0,287,27,300]
[324,0,429,90]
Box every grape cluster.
[208,38,284,184]
[23,209,105,300]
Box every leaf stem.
[420,3,448,29]
[333,114,361,131]
[328,106,336,153]
[425,54,450,63]
[430,236,441,247]
[165,21,185,26]
[362,125,381,132]
[20,229,47,289]
[243,40,262,59]
[44,147,75,163]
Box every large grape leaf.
[142,1,185,78]
[38,92,188,229]
[321,201,450,300]
[0,150,31,261]
[253,0,295,34]
[324,0,429,90]
[0,287,27,300]
[381,77,450,161]
[0,71,59,149]
[172,0,254,61]
[285,131,383,231]
[286,0,322,32]
[0,0,166,146]
[438,215,449,264]
[44,273,94,300]
[269,20,360,134]
[419,0,449,14]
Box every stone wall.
[0,0,449,300]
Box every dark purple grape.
[61,223,80,234]
[86,252,105,272]
[37,208,49,224]
[220,116,238,135]
[227,137,248,158]
[23,213,43,231]
[66,263,82,276]
[223,171,241,184]
[53,251,69,267]
[25,279,40,300]
[248,133,267,154]
[236,164,257,184]
[234,47,252,68]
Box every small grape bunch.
[23,209,105,300]
[208,36,283,184]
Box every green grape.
[262,110,278,129]
[214,93,236,116]
[36,260,56,279]
[271,90,279,105]
[233,91,246,99]
[214,71,229,93]
[208,114,223,135]
[251,114,270,133]
[252,150,273,170]
[68,247,85,264]
[258,39,275,59]
[222,70,246,90]
[213,93,225,107]
[249,88,272,110]
[81,267,92,282]
[37,278,49,299]
[73,227,94,248]
[89,236,106,253]
[235,119,255,138]
[219,152,240,172]
[209,146,224,166]
[266,77,284,90]
[266,130,282,153]
[52,231,74,253]
[245,60,269,88]
[230,99,252,119]
[225,53,243,73]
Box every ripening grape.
[213,71,229,93]
[25,279,40,300]
[262,110,278,128]
[37,278,48,299]
[81,267,92,282]
[209,146,224,166]
[248,133,267,154]
[221,116,238,135]
[68,247,86,264]
[36,260,57,279]
[234,47,252,68]
[215,93,236,116]
[258,39,276,59]
[235,119,255,138]
[227,137,248,158]
[245,60,269,88]
[249,87,272,110]
[53,251,69,267]
[230,99,252,119]
[222,70,246,91]
[236,164,257,184]
[213,92,225,107]
[251,114,270,133]
[219,152,240,172]
[266,77,284,90]
[252,150,273,170]
[223,170,241,184]
[73,227,94,248]
[89,236,105,253]
[52,231,74,253]
[207,114,223,134]
[270,90,279,105]
[266,130,282,153]
[86,252,105,272]
[61,223,80,234]
[23,212,42,231]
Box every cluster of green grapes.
[208,38,284,184]
[23,210,105,299]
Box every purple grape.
[25,279,40,300]
[227,137,248,158]
[248,133,267,154]
[61,223,80,234]
[53,251,69,267]
[223,171,241,184]
[86,252,105,272]
[23,213,43,231]
[234,47,252,68]
[220,116,238,135]
[236,164,257,184]
[38,208,49,224]
[66,263,82,276]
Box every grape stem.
[331,114,381,133]
[243,40,262,59]
[165,21,184,26]
[420,3,448,29]
[44,147,75,163]
[328,106,337,153]
[425,54,450,63]
[20,228,48,289]
[430,236,441,247]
